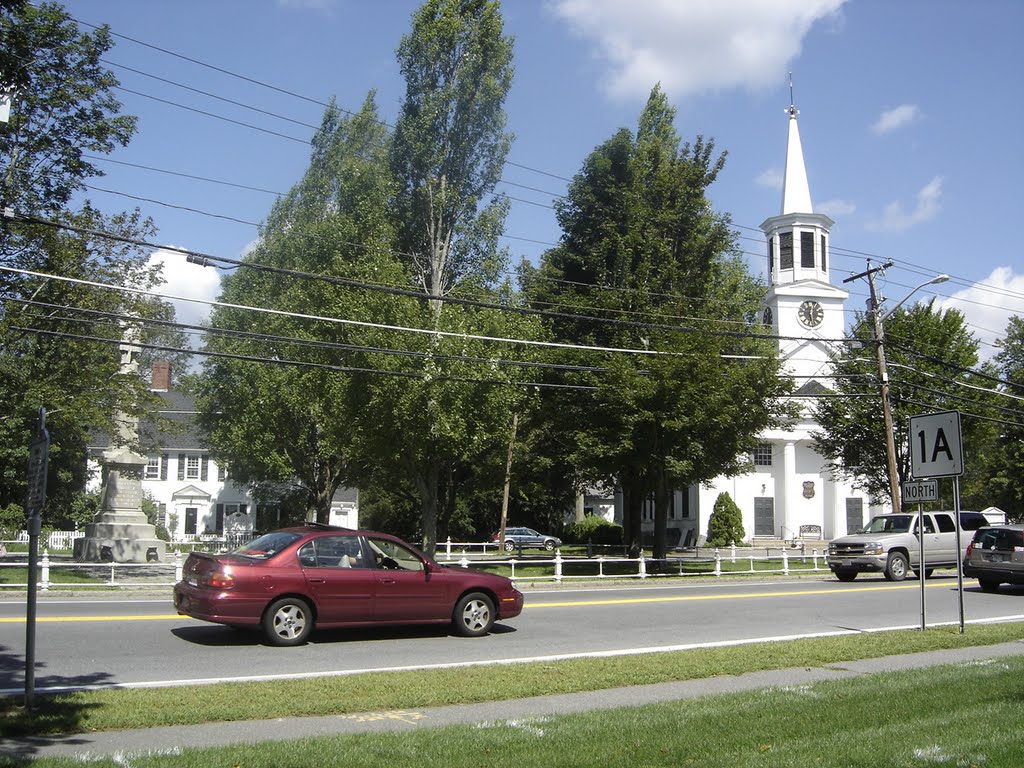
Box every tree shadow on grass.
[0,643,116,765]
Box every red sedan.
[174,525,523,646]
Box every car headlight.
[862,543,884,556]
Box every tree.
[194,95,404,523]
[813,300,995,509]
[525,86,787,559]
[383,0,519,553]
[707,492,744,546]
[0,4,182,524]
[977,315,1024,521]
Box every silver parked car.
[963,524,1024,592]
[492,527,562,552]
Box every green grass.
[9,652,1024,767]
[2,621,1022,741]
[0,567,102,585]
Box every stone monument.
[74,333,166,563]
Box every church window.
[779,233,793,269]
[767,238,775,276]
[821,233,827,272]
[801,231,815,268]
[753,444,773,466]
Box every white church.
[621,96,886,546]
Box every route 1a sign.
[909,410,963,478]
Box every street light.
[870,272,949,515]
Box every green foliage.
[812,300,991,509]
[707,492,744,546]
[565,515,623,546]
[525,85,786,558]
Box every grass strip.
[9,652,1024,767]
[1,621,1021,738]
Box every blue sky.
[62,0,1024,360]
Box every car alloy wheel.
[263,597,313,646]
[884,552,909,582]
[453,592,495,637]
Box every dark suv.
[963,524,1024,592]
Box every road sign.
[902,479,938,504]
[25,409,50,521]
[909,410,963,478]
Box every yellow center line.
[0,614,181,623]
[527,581,953,608]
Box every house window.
[801,231,815,268]
[779,233,793,269]
[185,454,201,480]
[753,444,773,466]
[145,455,162,480]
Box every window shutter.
[177,454,185,481]
[201,455,208,481]
[160,454,168,481]
[217,463,226,482]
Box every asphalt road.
[1,574,1023,694]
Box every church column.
[780,440,797,540]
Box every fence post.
[714,549,721,577]
[445,537,452,560]
[554,549,562,584]
[781,548,789,575]
[509,558,516,580]
[812,548,819,570]
[459,555,470,570]
[174,549,183,582]
[730,543,736,563]
[109,561,117,586]
[638,550,647,579]
[40,549,50,591]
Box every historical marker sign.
[909,410,963,479]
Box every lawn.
[7,652,1023,767]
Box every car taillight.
[965,543,974,557]
[202,570,235,589]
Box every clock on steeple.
[797,300,823,328]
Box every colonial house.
[86,361,358,541]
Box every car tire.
[263,597,313,646]
[978,579,1001,593]
[453,592,495,637]
[884,552,909,582]
[834,570,857,582]
[913,569,934,579]
[503,540,516,553]
[544,539,556,551]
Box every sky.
[58,0,1024,361]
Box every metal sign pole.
[953,477,965,634]
[24,408,49,710]
[918,501,926,631]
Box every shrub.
[707,492,745,546]
[565,515,623,546]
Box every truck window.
[863,515,913,533]
[934,514,955,533]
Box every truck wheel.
[835,570,857,582]
[978,579,1001,593]
[913,568,934,579]
[883,552,909,582]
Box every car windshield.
[861,515,914,534]
[233,531,302,560]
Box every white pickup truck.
[826,511,990,582]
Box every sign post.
[902,479,938,632]
[24,408,49,709]
[909,410,965,633]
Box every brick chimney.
[151,360,172,392]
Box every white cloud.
[816,198,856,218]
[146,249,222,329]
[755,167,783,189]
[865,175,942,232]
[935,266,1024,360]
[871,104,921,135]
[549,0,848,101]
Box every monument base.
[74,517,166,563]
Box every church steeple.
[781,79,813,215]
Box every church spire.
[781,73,813,215]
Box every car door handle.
[307,577,326,584]
[380,577,396,585]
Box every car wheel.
[544,539,556,551]
[834,570,857,582]
[978,579,1001,593]
[503,540,516,553]
[453,592,495,637]
[263,597,313,646]
[884,552,909,582]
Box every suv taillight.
[965,542,974,557]
[202,570,235,589]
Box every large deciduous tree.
[195,95,404,523]
[0,3,174,524]
[384,0,520,553]
[525,86,787,558]
[813,300,996,509]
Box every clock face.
[797,300,824,328]
[762,307,773,327]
